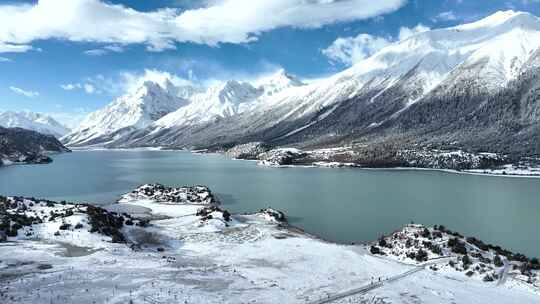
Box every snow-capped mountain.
[62,80,189,147]
[154,80,261,129]
[153,70,305,130]
[255,69,305,97]
[80,11,540,156]
[0,111,70,138]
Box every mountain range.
[62,10,540,160]
[0,111,70,138]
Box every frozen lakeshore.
[1,184,539,304]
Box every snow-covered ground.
[1,185,539,303]
[465,162,540,177]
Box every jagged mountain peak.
[255,69,305,96]
[63,79,188,147]
[204,80,260,105]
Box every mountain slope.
[62,80,189,147]
[0,111,70,138]
[0,127,70,166]
[82,11,540,159]
[111,11,540,151]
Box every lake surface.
[1,150,539,257]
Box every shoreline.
[2,186,539,303]
[62,147,540,178]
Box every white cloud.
[60,82,97,94]
[61,69,195,98]
[322,34,391,66]
[84,44,125,56]
[434,11,458,22]
[0,56,12,62]
[83,84,96,94]
[60,83,81,91]
[0,0,406,52]
[323,23,431,66]
[9,86,39,98]
[121,69,194,93]
[83,49,108,56]
[0,43,33,53]
[398,24,430,40]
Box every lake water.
[1,150,539,258]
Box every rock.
[258,208,287,223]
[125,184,219,205]
[258,148,308,166]
[226,142,270,160]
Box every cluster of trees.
[86,205,126,243]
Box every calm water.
[1,150,539,257]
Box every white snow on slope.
[0,111,70,138]
[154,70,305,129]
[255,10,540,127]
[64,11,540,146]
[63,80,189,146]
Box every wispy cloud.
[0,0,406,52]
[0,43,33,53]
[61,82,97,94]
[84,45,125,56]
[433,11,458,22]
[322,34,392,66]
[9,86,39,98]
[0,56,12,62]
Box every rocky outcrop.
[0,195,143,244]
[0,127,70,166]
[257,208,287,223]
[258,148,309,166]
[124,184,219,205]
[371,224,540,286]
[225,142,270,160]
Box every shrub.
[415,249,428,262]
[448,238,467,255]
[493,255,503,267]
[421,228,431,238]
[483,274,494,282]
[466,237,488,251]
[462,255,472,269]
[370,246,382,255]
[222,210,231,222]
[59,223,71,230]
[405,239,413,248]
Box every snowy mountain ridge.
[0,110,70,138]
[154,70,305,129]
[62,80,188,146]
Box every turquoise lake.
[1,150,539,257]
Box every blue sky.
[1,0,540,127]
